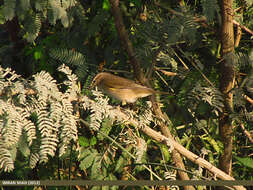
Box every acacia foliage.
[0,0,253,185]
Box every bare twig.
[233,20,253,35]
[243,94,253,105]
[239,123,253,144]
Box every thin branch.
[109,0,144,83]
[109,1,194,187]
[239,123,253,144]
[233,20,253,35]
[176,47,215,88]
[243,94,253,106]
[81,101,246,190]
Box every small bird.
[90,72,157,105]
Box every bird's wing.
[104,79,139,89]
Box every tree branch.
[82,99,246,190]
[109,0,144,83]
[108,1,194,188]
[219,0,235,176]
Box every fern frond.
[33,71,62,101]
[183,16,198,44]
[0,67,21,83]
[201,0,220,23]
[50,101,63,122]
[24,13,42,42]
[19,0,31,12]
[37,106,59,163]
[58,64,79,98]
[29,152,40,168]
[37,109,55,137]
[0,65,82,170]
[40,134,58,163]
[61,0,77,9]
[59,98,78,156]
[34,0,47,12]
[0,141,14,172]
[89,90,113,130]
[50,48,86,67]
[23,120,37,146]
[0,100,23,147]
[16,107,36,146]
[138,102,154,129]
[50,48,88,79]
[48,0,69,27]
[2,0,16,21]
[37,104,58,162]
[188,83,224,113]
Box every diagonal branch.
[109,0,144,83]
[108,2,194,189]
[82,98,246,190]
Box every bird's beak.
[89,74,100,90]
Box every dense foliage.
[0,0,252,189]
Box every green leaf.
[80,153,95,169]
[102,0,110,11]
[102,186,110,190]
[91,186,101,190]
[34,51,42,60]
[20,0,30,11]
[91,156,103,179]
[203,136,222,154]
[0,11,5,24]
[97,118,113,141]
[115,155,125,172]
[234,156,253,169]
[108,173,117,180]
[23,13,41,42]
[78,148,91,160]
[79,136,90,147]
[90,136,97,146]
[129,0,141,7]
[49,48,86,66]
[61,13,69,28]
[160,144,171,162]
[201,0,219,23]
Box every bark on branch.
[109,1,194,189]
[219,0,235,176]
[80,98,246,190]
[109,0,144,83]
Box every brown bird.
[90,72,156,105]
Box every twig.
[176,47,215,88]
[239,123,253,144]
[233,20,253,35]
[80,102,246,190]
[243,94,253,105]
